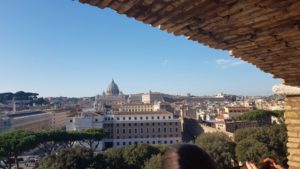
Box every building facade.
[0,111,51,132]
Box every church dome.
[106,79,120,96]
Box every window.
[117,117,120,120]
[151,116,154,120]
[134,123,137,126]
[95,119,98,122]
[117,136,119,139]
[116,124,119,127]
[170,128,172,132]
[163,116,165,119]
[129,123,131,126]
[164,141,167,144]
[158,128,161,132]
[169,116,171,119]
[152,141,155,144]
[169,122,172,125]
[152,123,155,126]
[170,140,173,144]
[134,117,137,120]
[157,116,160,119]
[140,128,143,133]
[140,116,143,120]
[146,116,148,120]
[129,129,132,134]
[123,124,125,127]
[129,142,132,145]
[164,128,167,133]
[129,117,131,120]
[123,117,125,120]
[147,128,149,133]
[117,129,119,134]
[123,129,125,134]
[135,129,137,133]
[152,128,155,132]
[175,128,178,132]
[116,142,119,146]
[70,120,73,123]
[140,123,143,126]
[123,142,126,145]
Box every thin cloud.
[215,59,245,69]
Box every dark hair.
[161,144,217,169]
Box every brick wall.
[285,95,300,169]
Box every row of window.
[114,139,180,146]
[114,134,180,139]
[104,122,179,127]
[114,127,179,134]
[105,115,172,121]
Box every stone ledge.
[273,84,300,96]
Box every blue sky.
[0,0,280,97]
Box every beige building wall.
[49,110,72,129]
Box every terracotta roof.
[79,0,300,87]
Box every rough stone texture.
[79,0,300,87]
[286,96,300,169]
[273,84,300,96]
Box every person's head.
[162,144,217,169]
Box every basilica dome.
[106,79,120,96]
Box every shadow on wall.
[182,118,203,143]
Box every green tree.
[234,124,287,166]
[0,130,38,169]
[142,154,161,169]
[78,128,106,151]
[235,139,269,163]
[195,132,236,169]
[122,144,160,169]
[235,109,284,122]
[92,144,163,169]
[37,146,93,169]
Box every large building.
[103,110,181,148]
[48,109,72,129]
[215,120,259,133]
[0,111,51,132]
[94,80,127,112]
[223,106,251,119]
[66,109,181,150]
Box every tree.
[121,144,161,169]
[35,130,70,154]
[78,128,106,152]
[234,124,287,166]
[0,130,38,169]
[195,132,236,169]
[235,139,269,163]
[234,109,284,123]
[37,146,93,169]
[142,154,161,169]
[91,144,163,169]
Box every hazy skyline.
[0,1,280,97]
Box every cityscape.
[0,79,286,169]
[1,1,300,169]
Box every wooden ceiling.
[79,0,300,87]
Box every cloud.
[215,59,245,69]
